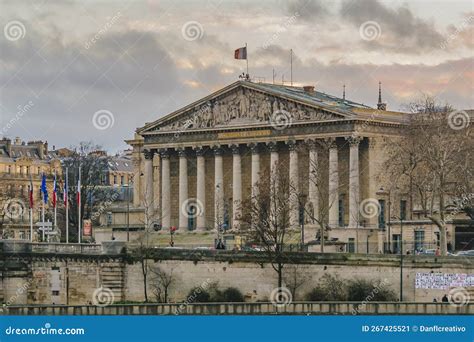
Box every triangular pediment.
[139,81,355,134]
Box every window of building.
[120,175,124,185]
[113,175,117,185]
[348,238,355,253]
[52,290,60,296]
[378,199,386,229]
[400,200,407,220]
[106,212,112,226]
[392,234,401,254]
[26,166,30,175]
[414,230,425,252]
[7,165,11,174]
[338,196,345,227]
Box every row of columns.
[143,137,363,231]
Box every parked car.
[417,249,436,255]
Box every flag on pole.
[40,173,48,204]
[28,176,34,209]
[52,172,57,208]
[63,170,68,208]
[77,174,81,206]
[234,46,247,60]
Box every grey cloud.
[340,0,444,51]
[286,0,329,21]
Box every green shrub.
[187,287,211,303]
[221,287,245,302]
[347,279,397,302]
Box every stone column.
[231,144,242,230]
[327,138,339,228]
[307,140,319,223]
[268,141,279,181]
[288,141,299,228]
[178,148,188,230]
[214,146,224,231]
[160,149,171,229]
[347,136,361,228]
[144,149,154,225]
[195,147,206,231]
[250,143,260,199]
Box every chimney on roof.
[14,137,21,145]
[303,85,315,93]
[377,81,387,111]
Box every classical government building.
[123,80,471,253]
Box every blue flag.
[40,173,48,204]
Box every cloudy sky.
[0,0,473,152]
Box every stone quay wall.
[1,242,473,307]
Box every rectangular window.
[378,199,386,229]
[400,200,407,220]
[120,175,124,185]
[348,238,355,253]
[392,234,401,254]
[414,230,425,251]
[52,290,60,296]
[113,175,117,185]
[338,196,345,227]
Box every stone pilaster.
[288,140,299,228]
[143,149,154,225]
[250,143,260,199]
[346,136,362,228]
[307,140,319,223]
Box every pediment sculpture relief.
[155,88,339,132]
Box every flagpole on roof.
[245,42,249,77]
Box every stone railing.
[2,302,472,315]
[0,241,102,255]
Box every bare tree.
[384,96,473,255]
[239,163,298,289]
[283,264,309,301]
[150,265,175,303]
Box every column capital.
[324,137,338,149]
[367,137,378,149]
[286,140,298,151]
[177,147,187,157]
[212,145,223,155]
[305,138,319,150]
[230,144,241,154]
[249,143,259,154]
[345,135,363,146]
[194,146,205,156]
[144,149,155,160]
[267,141,278,152]
[159,149,170,159]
